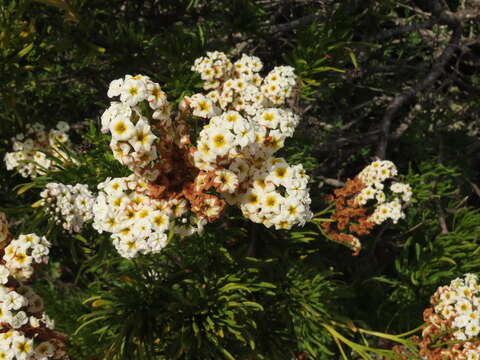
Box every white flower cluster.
[0,285,66,360]
[192,51,237,87]
[3,234,50,281]
[93,175,200,259]
[4,121,71,179]
[190,51,298,121]
[261,65,297,105]
[0,213,67,360]
[101,74,170,180]
[354,160,412,225]
[94,53,312,258]
[433,274,480,341]
[193,107,300,170]
[0,282,51,328]
[190,52,312,230]
[230,158,312,230]
[40,183,95,233]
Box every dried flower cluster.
[420,274,480,359]
[0,212,68,360]
[323,160,411,254]
[393,274,480,360]
[94,52,312,258]
[4,121,72,179]
[40,183,95,233]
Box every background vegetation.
[0,0,479,359]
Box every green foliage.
[77,239,271,360]
[283,266,340,358]
[1,1,479,359]
[373,163,480,331]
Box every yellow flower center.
[120,227,131,236]
[151,87,162,99]
[114,122,127,135]
[15,253,27,263]
[129,87,138,96]
[153,216,165,227]
[247,194,258,205]
[198,101,210,112]
[126,210,136,219]
[262,113,274,122]
[226,114,237,122]
[265,196,277,207]
[17,342,30,354]
[138,209,149,218]
[275,167,287,178]
[213,134,226,148]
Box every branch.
[363,19,437,42]
[319,177,345,188]
[270,14,323,33]
[376,25,462,158]
[464,177,480,198]
[435,198,449,234]
[315,129,381,154]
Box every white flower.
[56,121,70,132]
[0,347,13,360]
[268,163,291,186]
[41,313,55,329]
[109,116,135,141]
[465,322,480,338]
[150,212,169,232]
[456,299,473,314]
[242,189,262,213]
[0,265,9,284]
[11,311,29,329]
[129,119,157,152]
[262,192,283,213]
[467,349,480,360]
[0,304,13,324]
[213,170,239,193]
[148,233,168,252]
[29,316,40,328]
[453,330,467,341]
[120,77,147,106]
[5,291,26,310]
[107,78,124,97]
[101,102,132,133]
[257,109,279,129]
[147,83,167,109]
[41,183,95,233]
[207,129,234,156]
[95,55,312,256]
[12,335,33,360]
[190,94,217,118]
